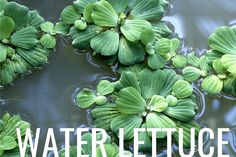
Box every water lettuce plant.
[59,132,132,157]
[0,0,61,86]
[181,25,236,96]
[60,0,173,66]
[0,113,30,157]
[76,68,200,151]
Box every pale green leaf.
[148,95,168,112]
[0,136,17,150]
[140,29,155,45]
[40,34,56,49]
[40,22,54,34]
[0,16,15,40]
[28,10,45,28]
[73,0,97,13]
[221,54,236,75]
[97,80,114,96]
[118,37,145,65]
[0,44,8,63]
[116,87,146,114]
[172,55,187,68]
[91,1,118,27]
[121,19,151,42]
[146,112,176,138]
[54,22,70,35]
[110,114,142,140]
[172,80,193,99]
[76,88,96,109]
[201,75,223,94]
[182,66,205,82]
[91,30,119,56]
[147,53,166,70]
[60,5,81,24]
[107,0,128,13]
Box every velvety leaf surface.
[201,75,223,94]
[110,114,142,140]
[76,88,96,109]
[97,80,114,96]
[91,30,119,56]
[116,87,146,114]
[107,0,128,13]
[40,34,56,49]
[4,2,30,30]
[0,16,15,40]
[73,0,97,13]
[60,5,81,24]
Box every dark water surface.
[0,0,236,156]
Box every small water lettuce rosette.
[0,113,30,156]
[60,0,172,66]
[75,68,200,152]
[0,0,61,86]
[182,25,236,96]
[59,132,133,157]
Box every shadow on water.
[0,0,236,156]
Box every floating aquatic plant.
[181,26,236,96]
[60,0,172,66]
[0,113,30,156]
[0,0,60,86]
[59,132,132,157]
[76,68,200,151]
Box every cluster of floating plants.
[59,132,133,157]
[0,0,67,86]
[0,113,30,156]
[76,69,201,151]
[1,0,236,156]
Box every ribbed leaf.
[151,22,172,40]
[172,80,193,99]
[97,80,114,96]
[11,26,38,50]
[182,66,204,82]
[138,69,165,99]
[221,54,236,75]
[73,0,97,13]
[91,30,119,56]
[201,75,223,94]
[130,0,164,20]
[107,0,128,13]
[138,124,152,152]
[213,58,226,74]
[160,69,182,96]
[116,87,146,114]
[116,71,140,91]
[205,49,222,64]
[70,25,102,49]
[83,4,94,23]
[28,10,45,28]
[91,1,118,27]
[209,26,236,55]
[4,2,30,30]
[140,29,155,46]
[54,22,70,35]
[164,98,195,122]
[0,44,8,63]
[110,114,142,140]
[16,47,48,67]
[0,61,15,85]
[59,146,78,157]
[121,19,151,42]
[40,34,56,49]
[76,88,96,109]
[173,121,200,148]
[60,5,81,24]
[148,95,168,112]
[172,55,187,68]
[147,53,166,70]
[0,16,15,40]
[118,63,145,74]
[223,75,236,96]
[146,112,176,138]
[91,104,120,130]
[186,51,200,67]
[118,37,145,65]
[0,136,17,150]
[40,22,54,34]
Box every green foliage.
[0,113,30,156]
[0,1,57,86]
[60,0,172,66]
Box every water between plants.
[0,0,236,156]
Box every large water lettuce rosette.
[76,68,200,152]
[0,0,64,86]
[60,0,174,66]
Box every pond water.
[0,0,236,156]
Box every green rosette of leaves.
[0,0,60,86]
[59,132,133,157]
[76,68,200,151]
[60,0,172,66]
[0,113,30,157]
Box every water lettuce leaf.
[60,5,81,24]
[91,30,119,56]
[0,16,15,40]
[4,2,30,30]
[91,1,118,27]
